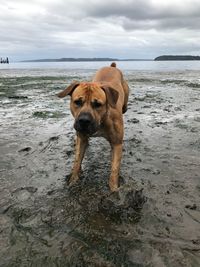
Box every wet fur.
[57,63,129,191]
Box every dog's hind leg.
[122,79,129,114]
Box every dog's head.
[57,81,119,135]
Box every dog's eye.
[92,101,102,108]
[74,99,83,107]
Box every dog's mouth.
[74,122,98,135]
[74,114,99,136]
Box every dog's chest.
[91,127,106,138]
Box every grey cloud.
[43,0,200,32]
[83,0,200,31]
[85,0,200,19]
[121,16,200,31]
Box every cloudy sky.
[0,0,200,61]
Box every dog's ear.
[101,86,119,108]
[57,81,80,98]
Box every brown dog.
[57,63,129,191]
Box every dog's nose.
[74,112,97,134]
[78,115,91,126]
[78,113,92,127]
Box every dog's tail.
[110,62,116,67]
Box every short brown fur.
[57,63,129,191]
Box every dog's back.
[93,63,129,114]
[93,63,121,84]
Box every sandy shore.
[0,70,200,266]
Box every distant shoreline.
[11,56,200,63]
[20,58,153,63]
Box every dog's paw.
[68,174,80,187]
[109,181,119,192]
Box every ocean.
[1,60,200,77]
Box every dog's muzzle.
[74,112,98,135]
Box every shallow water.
[0,64,200,266]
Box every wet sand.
[0,70,200,266]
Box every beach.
[0,63,200,266]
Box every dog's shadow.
[65,137,113,189]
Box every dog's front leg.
[109,143,122,192]
[69,134,88,186]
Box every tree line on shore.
[154,55,200,61]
